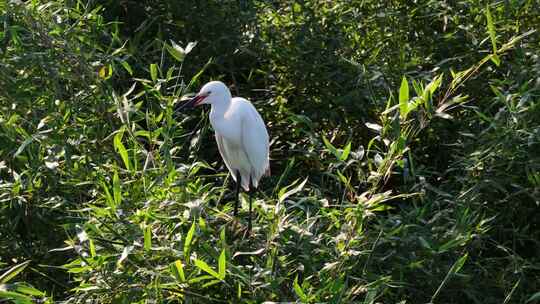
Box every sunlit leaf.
[399,76,409,119]
[278,177,308,203]
[114,128,131,170]
[340,141,351,161]
[365,122,382,132]
[172,260,186,282]
[150,63,158,82]
[0,290,33,304]
[218,249,226,280]
[117,245,133,267]
[0,261,31,283]
[6,282,45,297]
[165,41,185,62]
[184,41,197,54]
[194,259,221,280]
[293,275,308,302]
[486,5,497,53]
[184,221,196,262]
[144,225,152,251]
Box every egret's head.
[198,81,230,105]
[182,81,231,109]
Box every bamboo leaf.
[399,76,409,119]
[278,177,308,203]
[486,5,497,53]
[293,275,308,302]
[340,141,351,161]
[120,60,133,76]
[171,260,186,282]
[218,249,226,280]
[13,137,33,158]
[112,171,121,206]
[486,5,500,66]
[150,63,158,82]
[322,135,339,159]
[101,180,115,210]
[0,261,31,283]
[144,225,152,251]
[165,41,185,62]
[194,259,221,280]
[114,129,131,170]
[0,290,33,304]
[184,221,196,262]
[8,282,45,296]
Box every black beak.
[174,94,205,114]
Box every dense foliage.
[1,0,539,303]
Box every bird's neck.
[210,96,232,117]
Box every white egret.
[179,81,270,231]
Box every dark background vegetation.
[0,0,539,303]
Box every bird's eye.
[206,91,212,95]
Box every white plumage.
[213,96,270,190]
[198,81,269,190]
[182,81,270,230]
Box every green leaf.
[490,53,501,66]
[278,177,308,203]
[323,135,350,161]
[340,141,351,161]
[187,275,213,284]
[218,249,226,280]
[0,261,31,283]
[399,76,409,119]
[120,60,133,76]
[89,239,96,257]
[114,129,131,170]
[8,282,45,296]
[184,221,196,262]
[201,279,221,288]
[150,63,158,82]
[293,3,302,13]
[144,225,152,251]
[485,6,500,66]
[194,259,221,280]
[449,253,468,274]
[165,41,185,62]
[322,135,339,158]
[486,5,497,53]
[98,65,113,80]
[293,275,308,302]
[13,137,33,158]
[101,180,115,210]
[112,171,121,206]
[98,66,107,79]
[172,260,186,282]
[0,290,33,304]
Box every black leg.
[234,170,241,216]
[248,176,253,233]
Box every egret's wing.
[240,104,270,187]
[215,133,236,180]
